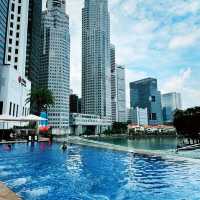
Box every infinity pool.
[0,142,200,200]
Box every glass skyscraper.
[26,0,42,90]
[82,0,111,120]
[40,0,70,133]
[0,0,9,65]
[130,78,163,125]
[162,92,182,123]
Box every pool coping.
[68,137,200,163]
[0,182,22,200]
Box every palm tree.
[26,88,54,116]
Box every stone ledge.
[0,182,22,200]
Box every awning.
[0,114,47,122]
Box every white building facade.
[82,0,112,122]
[40,0,70,134]
[0,0,31,122]
[111,58,126,122]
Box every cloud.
[121,0,137,15]
[160,67,200,108]
[169,32,200,49]
[161,68,192,93]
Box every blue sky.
[54,0,200,109]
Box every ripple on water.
[24,187,50,198]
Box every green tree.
[112,122,128,134]
[173,107,200,139]
[26,88,54,115]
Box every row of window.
[9,102,29,117]
[7,1,22,70]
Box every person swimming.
[60,141,67,151]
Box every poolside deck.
[0,182,21,200]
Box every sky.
[44,0,200,109]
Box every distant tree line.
[173,107,200,139]
[103,122,128,135]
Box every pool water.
[90,137,180,150]
[0,143,200,200]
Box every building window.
[17,24,20,30]
[16,105,19,117]
[16,32,19,38]
[16,41,19,46]
[10,22,13,28]
[14,65,17,70]
[9,102,12,115]
[151,96,156,102]
[8,47,12,53]
[13,104,15,117]
[150,113,157,120]
[18,6,21,14]
[17,17,20,22]
[0,102,3,115]
[9,38,12,44]
[15,57,18,62]
[11,14,14,20]
[11,3,15,12]
[8,55,11,61]
[15,49,18,54]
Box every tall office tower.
[82,0,111,120]
[162,92,182,123]
[110,44,117,122]
[116,65,126,122]
[40,0,70,134]
[26,0,42,90]
[0,0,9,65]
[111,63,126,122]
[0,0,31,118]
[130,78,163,125]
[0,0,9,116]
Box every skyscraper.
[0,0,9,65]
[82,0,111,120]
[40,0,70,134]
[116,65,126,122]
[162,92,182,123]
[0,0,31,118]
[111,44,117,122]
[0,0,9,115]
[111,63,126,122]
[130,78,163,125]
[26,0,42,90]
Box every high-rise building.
[0,0,31,118]
[111,65,127,122]
[0,0,9,115]
[26,0,42,90]
[82,0,111,120]
[130,78,163,125]
[0,0,9,65]
[40,0,70,134]
[111,44,117,122]
[162,92,182,123]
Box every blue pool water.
[0,142,200,200]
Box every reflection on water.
[92,137,180,150]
